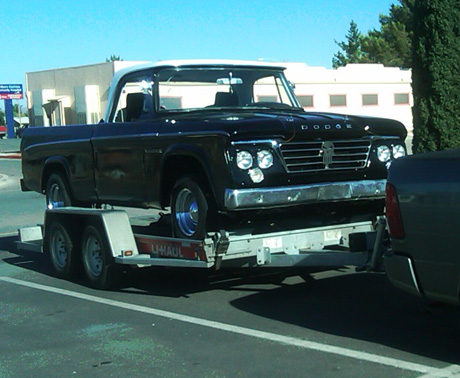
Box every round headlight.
[248,168,264,183]
[257,150,273,169]
[392,144,406,159]
[377,145,391,162]
[236,151,253,170]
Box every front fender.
[42,156,71,190]
[159,140,231,209]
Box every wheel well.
[42,163,68,194]
[160,155,214,208]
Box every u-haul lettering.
[152,244,184,258]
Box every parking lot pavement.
[0,145,21,159]
[0,137,20,151]
[0,138,21,160]
[2,243,460,377]
[0,139,21,182]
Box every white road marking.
[418,365,460,378]
[0,232,19,238]
[0,276,456,377]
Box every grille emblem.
[320,141,334,167]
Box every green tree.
[13,104,27,117]
[411,0,460,152]
[363,0,413,68]
[332,21,370,68]
[0,110,4,125]
[333,1,413,68]
[106,55,123,62]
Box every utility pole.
[4,99,14,139]
[17,100,22,129]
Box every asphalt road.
[1,155,460,377]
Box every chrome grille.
[279,140,371,173]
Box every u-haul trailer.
[17,208,387,289]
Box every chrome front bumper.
[224,179,386,210]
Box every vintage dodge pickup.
[21,60,407,239]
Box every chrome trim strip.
[232,140,277,145]
[407,257,421,295]
[224,179,386,210]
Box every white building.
[26,61,147,127]
[26,61,413,134]
[282,62,413,133]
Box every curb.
[0,153,21,159]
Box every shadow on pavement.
[0,235,53,277]
[230,272,460,364]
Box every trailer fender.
[44,208,139,258]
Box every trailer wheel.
[47,220,80,279]
[81,225,121,289]
[46,173,72,209]
[171,177,210,240]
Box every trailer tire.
[47,220,80,279]
[81,225,121,289]
[171,177,211,240]
[46,173,72,209]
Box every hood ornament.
[320,141,334,168]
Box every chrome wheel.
[45,173,71,209]
[175,188,199,237]
[171,177,211,240]
[47,182,65,209]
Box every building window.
[394,93,410,105]
[330,94,347,107]
[297,95,314,108]
[362,94,378,106]
[160,97,182,109]
[257,95,278,103]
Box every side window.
[253,76,291,104]
[113,73,153,123]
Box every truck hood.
[170,109,407,142]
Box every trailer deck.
[17,208,387,289]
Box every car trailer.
[17,208,388,289]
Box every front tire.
[171,177,210,240]
[45,173,72,209]
[81,225,121,289]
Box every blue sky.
[1,0,395,106]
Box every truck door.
[92,71,154,205]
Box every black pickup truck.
[21,60,407,239]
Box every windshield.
[156,67,301,112]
